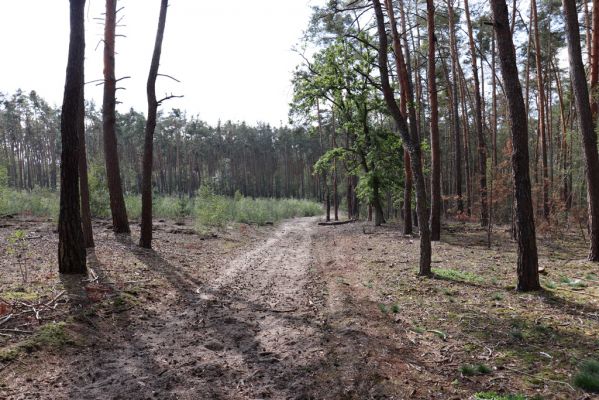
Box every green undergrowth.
[194,186,321,228]
[0,322,74,363]
[0,185,321,226]
[574,359,599,393]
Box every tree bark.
[373,0,431,275]
[491,0,540,290]
[563,0,599,261]
[78,84,94,248]
[591,0,599,121]
[140,0,169,249]
[58,0,87,274]
[103,0,130,234]
[426,0,441,240]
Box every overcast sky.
[0,0,324,126]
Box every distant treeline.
[0,89,324,199]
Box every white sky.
[0,0,324,126]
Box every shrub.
[574,359,599,393]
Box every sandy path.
[64,217,325,400]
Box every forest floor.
[0,215,598,399]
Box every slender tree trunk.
[427,0,441,240]
[563,0,599,261]
[491,0,540,291]
[103,0,130,234]
[464,0,489,226]
[373,0,431,275]
[140,0,169,249]
[447,0,464,215]
[385,0,414,234]
[58,0,87,274]
[531,0,550,220]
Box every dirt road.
[3,216,591,399]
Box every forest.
[1,0,599,399]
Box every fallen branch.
[318,219,357,226]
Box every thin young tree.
[372,0,431,275]
[58,0,87,273]
[427,0,441,240]
[464,0,488,226]
[383,0,415,233]
[490,0,540,290]
[531,0,550,220]
[103,0,130,234]
[140,0,169,249]
[562,0,599,261]
[447,0,464,215]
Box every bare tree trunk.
[58,0,87,274]
[103,0,130,234]
[447,0,464,215]
[464,0,489,226]
[531,0,550,220]
[491,0,540,291]
[563,0,599,261]
[140,0,169,249]
[373,0,431,276]
[384,0,415,233]
[427,0,441,240]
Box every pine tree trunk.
[491,0,540,290]
[140,0,169,249]
[58,0,87,274]
[427,0,441,240]
[464,0,489,226]
[531,0,550,221]
[447,0,464,215]
[563,0,599,261]
[78,84,94,248]
[103,0,130,234]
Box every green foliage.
[0,187,58,218]
[87,163,110,218]
[574,359,599,393]
[194,185,321,228]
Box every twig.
[0,314,13,326]
[0,328,33,334]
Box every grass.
[1,290,39,302]
[0,322,74,363]
[432,268,485,284]
[574,359,599,393]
